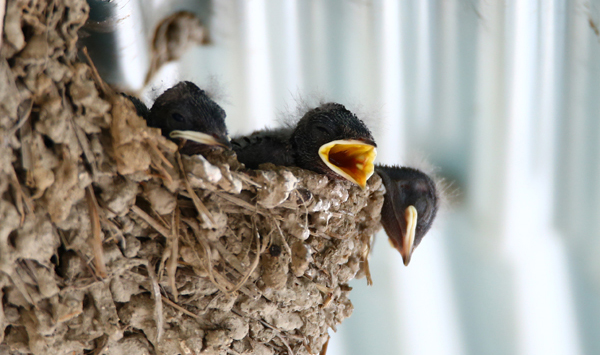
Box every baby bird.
[145,81,231,154]
[232,103,378,189]
[376,165,440,266]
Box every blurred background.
[83,0,600,354]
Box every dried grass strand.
[86,186,107,278]
[81,47,109,95]
[8,164,32,225]
[69,108,98,179]
[130,205,171,239]
[176,152,215,226]
[319,336,330,355]
[182,217,232,293]
[225,230,263,294]
[167,209,179,301]
[161,296,199,320]
[146,261,164,343]
[214,191,261,214]
[146,138,174,169]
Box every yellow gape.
[318,139,377,189]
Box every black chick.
[122,93,150,119]
[145,81,231,154]
[232,103,378,189]
[376,165,439,266]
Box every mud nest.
[0,1,385,354]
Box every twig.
[319,336,330,355]
[146,262,164,343]
[167,209,179,301]
[271,216,292,257]
[176,152,215,226]
[161,296,199,319]
[7,99,33,141]
[69,106,98,179]
[214,191,262,214]
[226,231,263,294]
[294,190,310,238]
[99,218,126,247]
[81,47,110,95]
[8,164,32,225]
[362,235,373,286]
[130,205,171,239]
[182,218,232,293]
[8,271,36,309]
[150,160,173,186]
[86,186,107,278]
[146,138,173,169]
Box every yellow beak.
[318,140,377,189]
[400,205,417,266]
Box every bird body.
[231,127,294,169]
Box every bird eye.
[171,113,185,122]
[315,125,331,135]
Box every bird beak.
[170,130,231,149]
[318,140,377,189]
[400,205,418,266]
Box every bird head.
[147,81,231,154]
[376,166,439,266]
[291,103,377,189]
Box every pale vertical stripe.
[282,0,303,107]
[340,3,376,105]
[414,0,433,134]
[0,0,5,49]
[305,0,328,94]
[563,1,591,236]
[393,230,465,355]
[470,0,506,237]
[504,1,581,355]
[438,0,460,144]
[241,0,275,131]
[392,1,464,354]
[378,0,404,164]
[113,0,149,91]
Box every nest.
[0,1,385,354]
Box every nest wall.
[0,1,384,354]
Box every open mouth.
[169,130,230,148]
[318,140,377,189]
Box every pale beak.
[401,205,418,266]
[170,130,230,148]
[318,140,377,189]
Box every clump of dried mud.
[0,1,384,354]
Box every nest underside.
[0,1,385,355]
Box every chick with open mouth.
[233,103,377,189]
